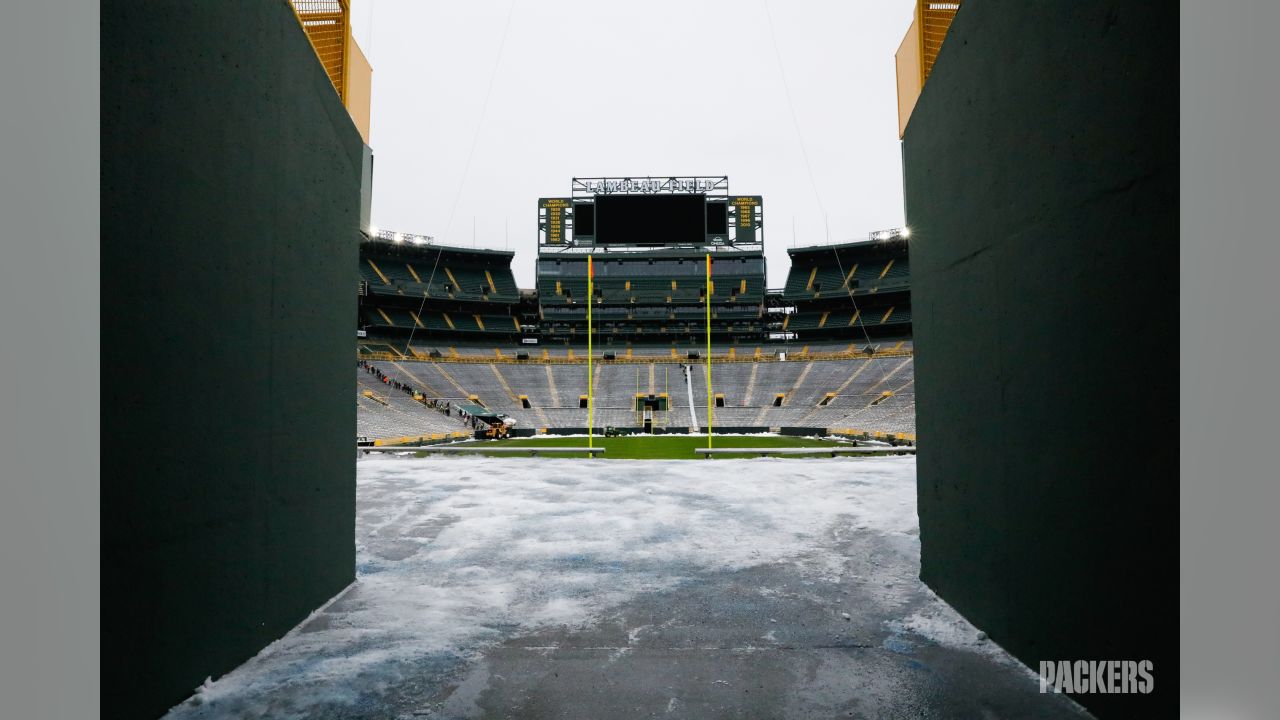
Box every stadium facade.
[355,176,916,443]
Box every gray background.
[1180,1,1280,718]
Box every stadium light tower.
[869,227,910,242]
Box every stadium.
[100,2,1177,719]
[353,177,917,452]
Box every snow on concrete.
[162,455,991,718]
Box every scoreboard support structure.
[535,174,767,349]
[538,176,762,253]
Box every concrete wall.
[903,2,1176,717]
[102,2,362,718]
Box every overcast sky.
[350,0,915,288]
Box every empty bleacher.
[360,240,520,302]
[782,238,910,300]
[362,308,525,335]
[534,252,766,342]
[358,354,916,437]
[355,227,916,440]
[356,368,474,440]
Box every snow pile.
[886,604,991,650]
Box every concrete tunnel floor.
[163,455,1093,720]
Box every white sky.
[350,0,916,288]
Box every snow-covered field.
[162,455,1015,719]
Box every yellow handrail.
[289,1,351,103]
[357,347,913,365]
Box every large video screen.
[593,194,707,245]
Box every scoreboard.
[538,176,762,251]
[539,198,569,244]
[592,194,706,245]
[730,195,760,245]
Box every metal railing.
[895,1,963,138]
[920,2,962,81]
[355,346,914,365]
[694,446,916,458]
[290,0,350,102]
[360,445,607,456]
[829,428,917,443]
[363,431,473,447]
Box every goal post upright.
[534,176,763,453]
[706,253,713,449]
[587,254,594,451]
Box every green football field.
[451,434,854,460]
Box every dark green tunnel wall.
[101,2,361,718]
[903,2,1176,717]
